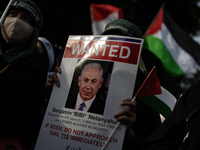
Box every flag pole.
[102,97,136,150]
[0,0,14,25]
[102,66,161,149]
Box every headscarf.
[101,19,143,38]
[38,37,55,71]
[101,19,146,71]
[1,0,43,64]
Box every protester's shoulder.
[179,80,200,102]
[0,55,9,68]
[13,48,49,73]
[29,47,48,60]
[187,80,200,93]
[176,80,200,110]
[22,48,48,66]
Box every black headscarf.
[0,0,43,64]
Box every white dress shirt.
[75,92,96,112]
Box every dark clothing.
[122,100,161,150]
[0,51,48,143]
[87,97,105,115]
[143,80,200,150]
[0,1,45,149]
[122,68,162,150]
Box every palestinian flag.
[90,4,123,35]
[135,67,162,98]
[138,68,182,118]
[143,6,200,77]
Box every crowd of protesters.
[0,0,200,150]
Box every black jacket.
[143,80,200,150]
[122,68,162,150]
[0,51,48,142]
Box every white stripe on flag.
[155,86,177,111]
[152,23,199,74]
[92,11,119,35]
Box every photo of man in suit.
[65,60,112,115]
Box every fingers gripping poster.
[35,36,143,150]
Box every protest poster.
[35,35,143,150]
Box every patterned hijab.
[101,19,143,38]
[1,0,43,64]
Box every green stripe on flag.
[143,35,184,77]
[138,95,172,118]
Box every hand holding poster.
[35,35,143,150]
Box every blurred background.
[1,0,199,47]
[1,0,200,92]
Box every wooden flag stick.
[102,97,136,150]
[102,66,161,149]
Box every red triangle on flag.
[90,4,124,21]
[144,6,163,37]
[135,67,162,98]
[90,4,124,35]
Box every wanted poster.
[35,35,143,150]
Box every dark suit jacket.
[65,90,105,115]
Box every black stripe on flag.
[164,8,200,65]
[157,68,182,100]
